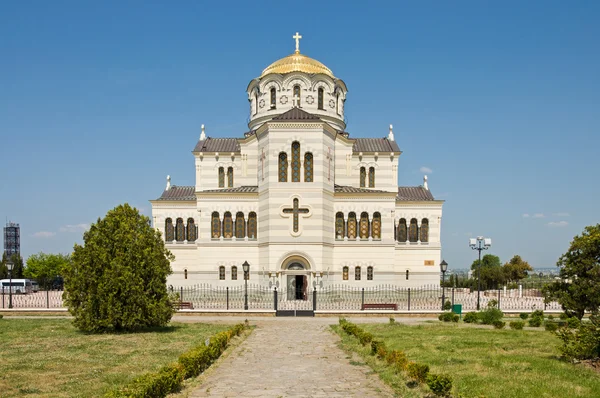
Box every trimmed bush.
[426,373,453,397]
[509,321,525,330]
[463,312,479,324]
[106,363,185,398]
[480,307,504,325]
[438,312,455,322]
[389,317,395,324]
[493,320,506,329]
[545,321,559,332]
[559,312,569,320]
[443,300,452,311]
[407,362,430,383]
[371,340,385,356]
[519,313,529,320]
[567,317,581,328]
[531,309,544,319]
[528,317,543,327]
[548,315,555,320]
[385,350,408,371]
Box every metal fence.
[0,284,562,312]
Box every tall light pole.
[7,260,14,309]
[242,261,250,310]
[440,260,448,310]
[470,236,491,310]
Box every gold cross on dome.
[293,32,302,53]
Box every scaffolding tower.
[4,222,20,256]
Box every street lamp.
[7,260,14,309]
[242,261,250,310]
[440,260,448,310]
[469,236,492,310]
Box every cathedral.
[150,33,444,292]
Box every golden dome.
[261,52,334,78]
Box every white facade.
[150,39,444,291]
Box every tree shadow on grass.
[77,324,184,335]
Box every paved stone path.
[190,318,396,397]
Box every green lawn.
[335,322,600,398]
[0,318,229,397]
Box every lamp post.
[470,236,491,310]
[440,260,448,310]
[242,261,250,310]
[7,260,14,309]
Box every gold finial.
[293,32,302,54]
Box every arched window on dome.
[359,167,366,188]
[369,167,375,188]
[227,167,234,188]
[270,87,276,109]
[336,93,340,114]
[318,88,324,110]
[304,152,313,182]
[165,218,174,242]
[218,167,225,188]
[278,152,288,182]
[293,85,301,107]
[291,142,301,182]
[254,92,258,115]
[211,212,220,239]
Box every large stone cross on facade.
[282,198,310,233]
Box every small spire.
[166,175,171,191]
[200,124,206,140]
[388,124,394,141]
[423,175,429,190]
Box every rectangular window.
[355,267,361,281]
[343,267,348,281]
[367,267,373,281]
[219,267,225,280]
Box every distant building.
[4,222,20,256]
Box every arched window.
[360,167,366,188]
[406,270,410,280]
[347,212,357,240]
[219,266,225,280]
[359,212,369,239]
[369,167,375,188]
[367,266,374,280]
[270,87,276,108]
[235,212,245,238]
[218,167,225,188]
[372,213,381,239]
[248,212,257,239]
[184,268,188,280]
[232,266,238,280]
[278,152,288,182]
[165,218,174,242]
[223,212,233,239]
[343,266,349,281]
[304,152,313,182]
[336,93,340,114]
[291,142,301,182]
[409,218,418,242]
[254,92,258,115]
[318,87,324,110]
[398,218,407,242]
[186,218,196,242]
[335,212,345,240]
[211,212,220,239]
[176,218,185,242]
[293,85,301,106]
[420,218,429,243]
[355,266,361,280]
[227,167,234,188]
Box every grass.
[335,322,600,398]
[0,318,229,397]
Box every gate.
[275,287,315,317]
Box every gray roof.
[201,186,258,194]
[157,185,196,201]
[193,137,240,153]
[272,108,321,121]
[396,186,435,201]
[334,185,389,194]
[353,138,400,153]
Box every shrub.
[452,314,459,322]
[371,340,385,357]
[480,307,504,325]
[528,317,543,327]
[509,321,525,330]
[545,321,559,332]
[556,316,600,361]
[389,317,395,324]
[548,314,555,320]
[443,300,452,311]
[463,312,479,324]
[0,314,3,320]
[567,317,581,328]
[559,312,569,320]
[493,320,506,329]
[426,373,453,397]
[385,350,408,371]
[438,312,455,322]
[531,309,544,319]
[406,362,430,383]
[519,313,529,320]
[107,363,185,398]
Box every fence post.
[226,287,229,310]
[180,287,183,302]
[497,289,501,310]
[313,288,317,312]
[408,288,411,311]
[451,288,455,307]
[47,289,50,309]
[274,287,278,312]
[361,288,365,310]
[2,290,4,308]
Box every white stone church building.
[150,34,444,293]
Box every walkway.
[189,318,396,397]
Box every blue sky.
[1,1,599,271]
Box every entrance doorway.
[286,275,307,300]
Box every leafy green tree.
[543,224,600,320]
[24,252,71,289]
[471,254,505,289]
[503,255,533,283]
[1,252,24,278]
[63,203,175,332]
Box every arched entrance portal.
[281,256,311,301]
